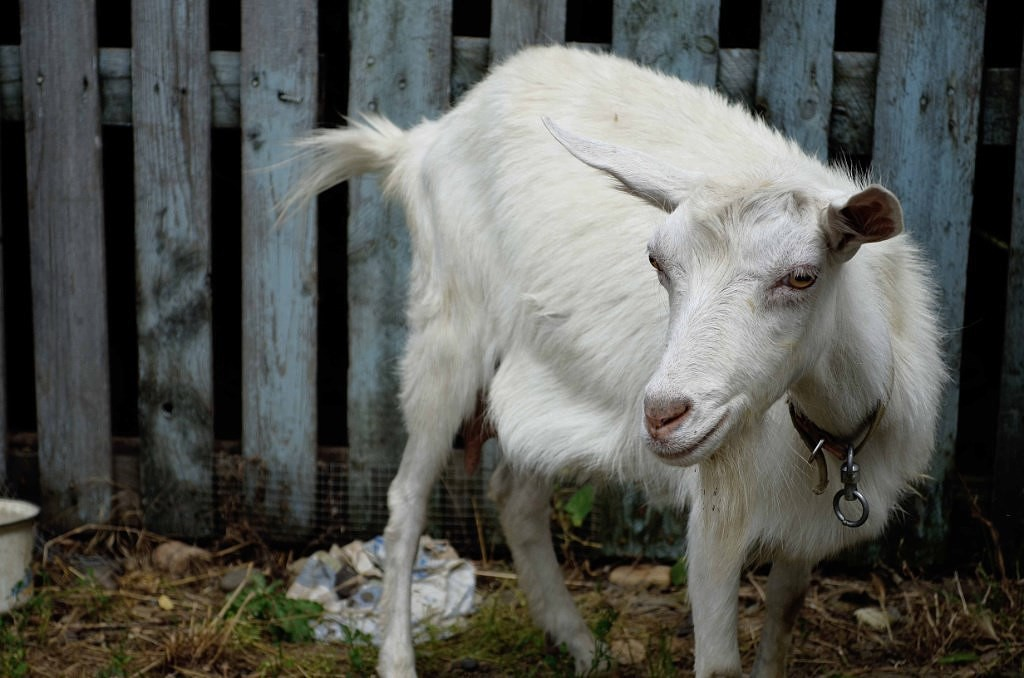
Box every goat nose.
[644,397,693,440]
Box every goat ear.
[825,184,904,262]
[542,117,696,213]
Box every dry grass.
[2,525,1023,676]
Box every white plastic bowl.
[0,498,39,613]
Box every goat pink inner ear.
[840,185,903,242]
[826,184,904,260]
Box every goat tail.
[279,113,406,221]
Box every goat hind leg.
[375,433,450,677]
[750,557,812,678]
[376,321,483,676]
[490,463,598,672]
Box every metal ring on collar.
[833,488,869,528]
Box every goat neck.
[785,260,895,451]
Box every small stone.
[219,566,253,592]
[611,638,646,665]
[853,606,899,631]
[152,540,211,577]
[609,564,672,589]
[72,555,120,590]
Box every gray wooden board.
[871,0,986,551]
[19,0,112,528]
[0,44,1018,146]
[612,0,720,86]
[992,39,1024,555]
[830,52,876,157]
[604,0,721,554]
[489,0,566,64]
[240,0,319,535]
[131,0,215,536]
[755,0,836,159]
[0,44,13,121]
[438,7,569,541]
[452,36,489,103]
[347,0,453,535]
[0,109,5,489]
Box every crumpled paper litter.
[286,535,476,645]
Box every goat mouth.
[649,411,729,464]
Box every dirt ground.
[2,525,1022,677]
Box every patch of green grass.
[0,576,57,678]
[409,583,637,676]
[0,616,29,678]
[229,572,323,643]
[337,625,376,677]
[645,632,679,678]
[255,647,341,677]
[97,644,131,677]
[412,583,579,675]
[670,555,688,587]
[936,651,980,666]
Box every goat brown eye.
[649,254,662,271]
[786,270,817,289]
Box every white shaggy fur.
[288,46,943,677]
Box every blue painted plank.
[489,0,566,63]
[240,0,319,535]
[347,0,453,535]
[871,0,986,550]
[612,0,720,86]
[132,0,214,536]
[19,0,112,528]
[755,0,836,159]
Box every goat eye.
[785,270,817,289]
[649,254,662,272]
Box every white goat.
[289,46,943,677]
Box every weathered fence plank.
[612,0,720,86]
[830,52,876,157]
[19,0,112,528]
[993,41,1024,557]
[489,0,566,64]
[240,0,319,535]
[348,0,453,535]
[755,0,836,159]
[0,127,5,491]
[452,36,489,103]
[432,0,571,544]
[131,0,214,536]
[603,0,721,554]
[1,44,1019,147]
[871,0,986,552]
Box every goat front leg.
[489,463,598,673]
[687,507,744,678]
[750,557,812,678]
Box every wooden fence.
[0,0,1021,562]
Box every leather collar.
[788,399,885,461]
